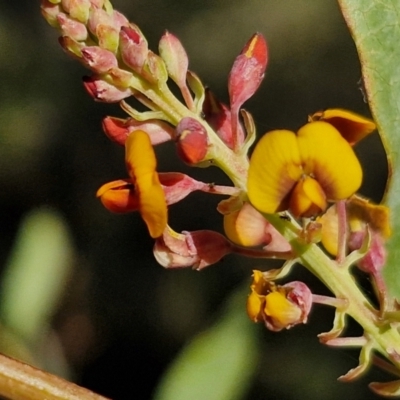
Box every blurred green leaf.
[0,208,74,343]
[153,288,260,400]
[338,1,400,299]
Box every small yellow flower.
[246,270,312,331]
[318,195,391,256]
[248,120,364,217]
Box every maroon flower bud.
[57,13,88,42]
[83,76,132,102]
[81,46,118,73]
[203,89,245,148]
[119,25,148,73]
[159,31,188,88]
[228,32,268,111]
[175,117,208,165]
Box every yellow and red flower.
[97,130,167,238]
[247,109,375,218]
[247,270,312,331]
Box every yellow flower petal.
[318,205,339,255]
[125,131,167,238]
[264,291,301,326]
[248,130,302,214]
[289,176,327,218]
[348,195,391,238]
[310,108,376,145]
[223,202,268,246]
[96,179,139,213]
[246,291,264,322]
[297,121,362,200]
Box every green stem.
[266,213,400,369]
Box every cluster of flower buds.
[42,0,400,395]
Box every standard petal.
[310,108,376,145]
[248,130,302,214]
[297,121,362,201]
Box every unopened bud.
[228,33,268,111]
[83,76,132,102]
[57,13,88,41]
[159,31,188,88]
[176,117,208,164]
[102,116,173,146]
[59,35,84,59]
[96,24,119,53]
[88,7,112,35]
[81,46,118,73]
[141,51,168,84]
[41,0,62,27]
[66,0,91,24]
[119,25,148,73]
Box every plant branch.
[0,353,109,400]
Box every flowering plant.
[1,0,396,399]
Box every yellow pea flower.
[248,120,363,218]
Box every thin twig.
[0,353,110,400]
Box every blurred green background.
[0,1,389,399]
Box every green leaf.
[0,208,74,343]
[153,288,260,400]
[338,1,400,299]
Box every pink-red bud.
[159,31,188,88]
[102,117,173,146]
[119,25,148,73]
[228,32,268,110]
[57,13,88,41]
[41,0,62,27]
[83,76,132,102]
[175,117,208,164]
[81,46,118,73]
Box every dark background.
[0,1,389,399]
